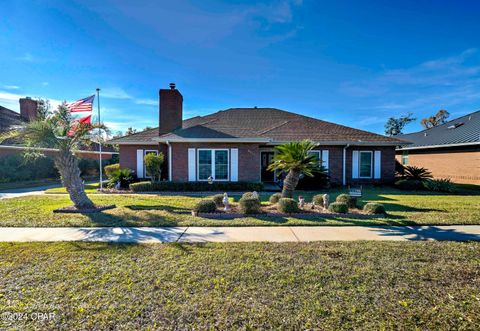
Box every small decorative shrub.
[193,200,217,213]
[423,178,456,193]
[107,169,135,189]
[269,193,282,204]
[277,198,299,213]
[336,194,356,208]
[242,192,259,200]
[312,194,324,207]
[104,163,120,178]
[239,197,261,214]
[395,179,424,191]
[328,202,348,214]
[212,194,225,207]
[363,202,386,214]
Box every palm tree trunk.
[55,150,95,210]
[282,169,300,198]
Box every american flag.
[67,95,94,112]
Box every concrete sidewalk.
[1,225,480,243]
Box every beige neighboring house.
[396,111,480,184]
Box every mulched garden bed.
[197,203,384,219]
[53,204,116,214]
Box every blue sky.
[1,0,480,135]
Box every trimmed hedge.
[193,200,217,213]
[130,181,264,192]
[395,179,425,191]
[212,194,225,207]
[239,197,261,214]
[424,178,456,193]
[363,202,386,215]
[312,194,324,207]
[328,202,348,214]
[277,198,299,213]
[336,194,356,208]
[269,193,282,204]
[242,192,260,200]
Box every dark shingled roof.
[398,110,480,149]
[108,108,405,145]
[0,105,23,131]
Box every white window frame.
[402,151,409,165]
[308,150,322,166]
[196,149,230,181]
[144,150,159,179]
[358,151,373,179]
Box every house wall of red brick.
[170,143,261,182]
[118,143,397,185]
[395,146,480,184]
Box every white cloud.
[16,53,36,62]
[3,85,19,90]
[100,87,132,99]
[340,49,480,116]
[42,82,49,86]
[135,98,157,106]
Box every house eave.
[105,141,158,146]
[396,141,480,151]
[154,137,272,143]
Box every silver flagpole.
[96,88,103,190]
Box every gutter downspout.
[342,144,350,186]
[166,141,172,181]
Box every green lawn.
[0,242,479,329]
[0,187,479,227]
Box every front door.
[260,152,275,182]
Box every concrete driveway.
[0,184,61,200]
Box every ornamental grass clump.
[363,202,386,215]
[277,198,299,213]
[193,200,217,213]
[269,193,282,204]
[239,197,261,214]
[312,194,324,207]
[328,202,348,214]
[212,194,225,207]
[336,194,356,208]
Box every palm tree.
[1,102,106,210]
[403,166,433,181]
[268,140,324,198]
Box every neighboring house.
[108,84,405,186]
[0,97,117,160]
[396,111,480,184]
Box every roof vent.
[447,122,464,129]
[169,83,176,90]
[424,132,428,137]
[254,106,258,109]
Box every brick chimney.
[159,83,183,135]
[19,97,38,122]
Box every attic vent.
[447,123,464,129]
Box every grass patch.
[0,187,479,227]
[45,183,100,194]
[0,241,479,329]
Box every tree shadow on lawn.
[373,225,480,241]
[125,204,192,214]
[381,202,442,213]
[72,226,185,243]
[78,209,179,227]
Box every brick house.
[108,84,405,186]
[396,111,480,184]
